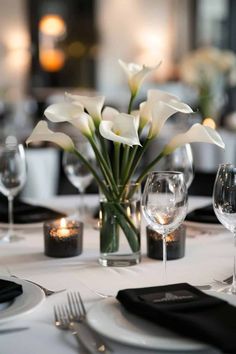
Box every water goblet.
[0,137,27,242]
[162,144,194,189]
[213,163,236,294]
[62,139,95,220]
[142,171,188,283]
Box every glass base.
[0,231,24,243]
[99,251,141,267]
[219,284,236,295]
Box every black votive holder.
[146,224,186,260]
[44,219,83,258]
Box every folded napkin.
[186,204,220,224]
[0,279,23,303]
[0,194,66,224]
[117,283,236,353]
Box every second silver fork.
[67,291,112,354]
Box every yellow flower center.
[114,129,121,136]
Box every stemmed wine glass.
[0,137,27,242]
[162,144,194,189]
[213,163,236,294]
[142,171,188,282]
[63,138,95,220]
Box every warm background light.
[39,49,65,72]
[203,117,216,129]
[39,14,66,37]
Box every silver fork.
[54,304,89,354]
[67,292,112,354]
[10,274,66,296]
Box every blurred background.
[0,0,236,198]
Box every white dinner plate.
[184,220,224,232]
[0,276,45,323]
[87,297,211,352]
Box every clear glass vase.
[99,183,141,267]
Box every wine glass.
[0,137,27,242]
[62,139,95,220]
[162,144,194,189]
[142,171,188,282]
[213,163,236,294]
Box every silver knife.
[70,322,112,354]
[0,327,29,334]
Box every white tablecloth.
[0,195,232,354]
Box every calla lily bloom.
[118,59,161,96]
[102,106,119,121]
[44,103,83,123]
[139,89,193,137]
[100,113,140,146]
[44,102,95,137]
[149,99,193,138]
[26,121,74,151]
[70,112,95,136]
[65,92,105,125]
[163,123,225,155]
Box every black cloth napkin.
[0,279,23,303]
[117,283,236,353]
[186,204,220,224]
[0,194,66,224]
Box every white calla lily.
[65,92,105,125]
[26,121,74,151]
[140,89,193,134]
[70,112,95,136]
[102,106,119,121]
[44,102,94,137]
[163,123,225,154]
[118,59,161,96]
[44,103,83,122]
[99,113,140,146]
[149,99,193,138]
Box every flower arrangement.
[179,46,236,122]
[26,59,224,265]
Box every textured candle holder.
[44,219,83,258]
[146,224,186,260]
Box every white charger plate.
[184,220,224,232]
[87,297,211,352]
[88,291,236,352]
[0,276,45,323]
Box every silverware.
[54,304,88,354]
[213,276,233,286]
[67,291,112,353]
[10,275,66,296]
[223,275,233,284]
[0,327,29,334]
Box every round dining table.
[0,194,232,354]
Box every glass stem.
[232,232,236,292]
[8,195,14,237]
[79,189,85,219]
[162,233,167,284]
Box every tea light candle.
[146,224,186,260]
[44,218,83,258]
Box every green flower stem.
[135,151,165,185]
[121,145,130,179]
[96,129,112,170]
[114,142,120,183]
[121,145,139,185]
[73,149,109,198]
[88,136,119,196]
[119,139,151,197]
[128,93,136,114]
[108,202,140,252]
